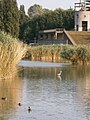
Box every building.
[38,28,64,44]
[74,0,90,31]
[37,28,76,45]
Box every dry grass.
[0,32,27,79]
[67,31,90,45]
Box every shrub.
[76,46,89,64]
[61,45,90,64]
[61,46,78,64]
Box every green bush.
[76,46,89,64]
[61,45,90,64]
[61,46,78,64]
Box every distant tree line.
[0,0,74,43]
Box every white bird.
[57,71,62,76]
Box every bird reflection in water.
[57,70,62,80]
[57,75,62,80]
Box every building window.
[40,35,43,40]
[76,25,79,31]
[76,14,79,18]
[82,21,87,31]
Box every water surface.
[0,60,90,120]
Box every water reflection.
[57,75,62,80]
[0,76,22,120]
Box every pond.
[0,60,90,120]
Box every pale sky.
[17,0,80,14]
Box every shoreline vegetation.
[0,32,27,79]
[25,44,90,65]
[0,31,90,79]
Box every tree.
[63,9,74,30]
[0,0,4,31]
[19,5,28,40]
[19,5,26,25]
[28,4,44,19]
[11,0,20,37]
[3,0,19,37]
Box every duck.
[28,106,32,112]
[57,70,62,76]
[1,97,7,100]
[18,103,22,106]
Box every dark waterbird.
[18,103,22,106]
[28,106,32,112]
[1,97,7,100]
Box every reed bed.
[25,44,68,62]
[0,32,27,79]
[26,44,90,64]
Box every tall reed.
[0,32,27,79]
[25,44,67,62]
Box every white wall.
[75,11,90,31]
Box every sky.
[17,0,81,14]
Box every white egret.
[57,71,62,76]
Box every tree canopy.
[28,4,50,19]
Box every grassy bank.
[25,44,90,65]
[68,31,90,45]
[0,32,27,79]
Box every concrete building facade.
[37,29,76,45]
[75,0,90,31]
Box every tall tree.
[19,5,26,25]
[12,0,20,37]
[19,5,29,40]
[0,0,4,31]
[3,0,19,37]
